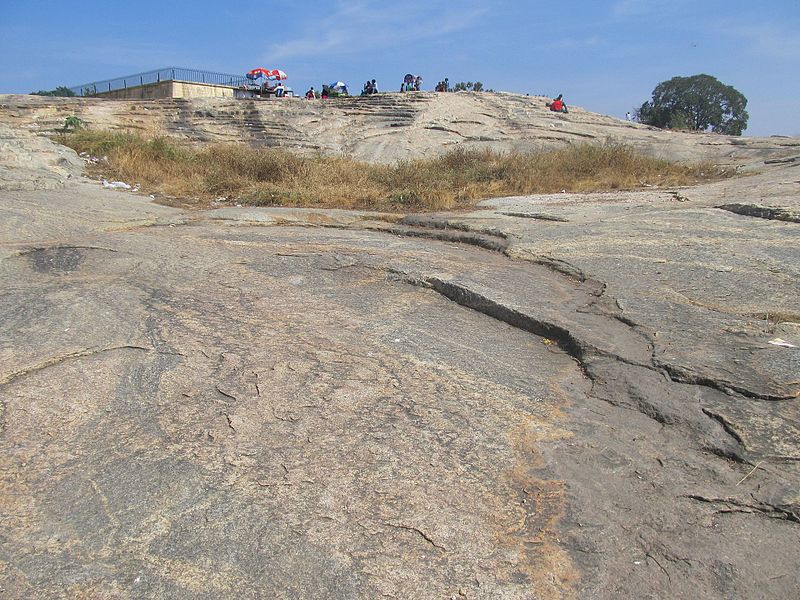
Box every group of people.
[304,78,570,115]
[305,84,350,99]
[400,74,423,92]
[361,79,379,95]
[305,86,333,99]
[434,78,450,92]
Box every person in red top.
[548,94,568,113]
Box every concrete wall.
[96,80,235,100]
[95,81,173,100]
[171,81,235,99]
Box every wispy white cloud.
[267,0,487,60]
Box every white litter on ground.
[102,179,132,190]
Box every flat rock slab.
[1,176,799,598]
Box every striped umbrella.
[246,68,287,81]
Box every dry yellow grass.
[60,130,732,211]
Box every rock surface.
[0,122,83,191]
[1,97,799,599]
[2,92,800,164]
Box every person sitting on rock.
[321,85,330,99]
[548,94,568,113]
[274,82,286,98]
[306,87,316,99]
[370,79,378,94]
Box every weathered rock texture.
[2,92,799,164]
[0,122,83,191]
[1,96,799,599]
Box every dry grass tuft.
[60,130,732,211]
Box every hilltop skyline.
[1,0,798,136]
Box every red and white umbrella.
[246,68,287,81]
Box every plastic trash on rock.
[102,179,132,190]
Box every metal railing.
[69,67,250,96]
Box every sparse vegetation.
[452,82,494,92]
[31,86,76,97]
[63,116,85,130]
[60,130,731,211]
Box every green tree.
[452,81,493,92]
[31,86,76,97]
[636,74,748,135]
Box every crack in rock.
[718,203,800,223]
[385,522,448,551]
[398,215,508,239]
[661,363,796,402]
[389,273,773,458]
[499,212,569,222]
[0,345,156,386]
[0,345,182,433]
[684,494,799,523]
[387,225,508,253]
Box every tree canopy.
[31,86,76,97]
[452,81,494,92]
[636,74,748,135]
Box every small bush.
[63,116,85,130]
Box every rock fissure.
[0,344,157,387]
[384,522,448,551]
[684,494,799,523]
[389,273,766,458]
[661,363,797,402]
[717,203,800,223]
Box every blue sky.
[1,0,798,135]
